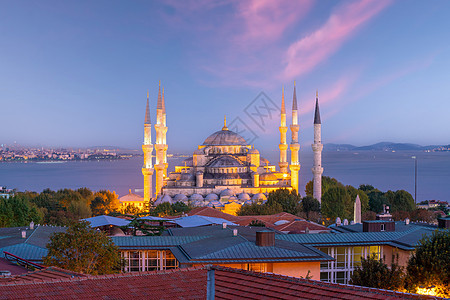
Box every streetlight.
[411,156,417,204]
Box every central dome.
[203,129,247,146]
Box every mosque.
[130,82,323,214]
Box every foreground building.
[0,265,434,300]
[141,83,325,212]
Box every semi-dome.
[238,192,251,201]
[203,129,247,146]
[220,188,234,198]
[173,194,188,202]
[260,173,278,181]
[252,193,267,201]
[205,193,219,201]
[154,194,173,205]
[207,200,224,208]
[190,193,204,201]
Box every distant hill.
[324,142,449,152]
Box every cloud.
[281,0,391,80]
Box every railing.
[3,251,45,270]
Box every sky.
[1,0,449,153]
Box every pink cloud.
[281,0,391,80]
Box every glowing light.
[416,286,437,296]
[283,173,288,178]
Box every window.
[245,263,267,273]
[381,224,385,231]
[122,250,178,272]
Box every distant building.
[140,83,324,211]
[118,189,146,212]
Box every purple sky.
[1,0,449,153]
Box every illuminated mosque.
[138,82,323,214]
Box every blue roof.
[169,215,237,228]
[111,235,210,247]
[82,215,131,227]
[0,243,48,262]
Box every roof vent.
[29,221,34,230]
[405,218,410,225]
[256,231,275,247]
[343,219,349,226]
[305,227,310,234]
[232,229,238,236]
[222,222,227,229]
[21,230,26,239]
[336,217,342,226]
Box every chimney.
[233,229,238,236]
[305,227,310,234]
[222,222,227,229]
[405,218,410,225]
[29,221,34,230]
[256,231,275,247]
[21,230,26,239]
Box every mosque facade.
[141,82,323,210]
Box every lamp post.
[411,156,417,204]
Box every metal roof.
[0,244,47,262]
[111,236,209,247]
[138,216,172,221]
[82,215,131,227]
[169,215,237,228]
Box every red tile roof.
[0,265,436,299]
[0,267,86,284]
[0,266,206,300]
[188,208,330,233]
[0,258,29,276]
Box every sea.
[0,151,449,202]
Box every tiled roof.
[0,258,29,275]
[0,266,207,300]
[212,266,430,299]
[0,267,86,284]
[0,265,435,300]
[169,215,237,228]
[188,207,239,221]
[274,220,331,233]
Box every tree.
[0,195,43,227]
[171,201,190,214]
[153,202,174,217]
[321,186,352,220]
[346,185,369,213]
[405,229,450,297]
[44,221,122,275]
[386,190,415,213]
[299,195,320,218]
[237,202,283,216]
[305,176,343,197]
[359,184,375,192]
[350,254,404,291]
[366,189,387,213]
[90,190,120,216]
[266,189,301,215]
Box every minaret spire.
[145,90,151,124]
[142,90,154,204]
[279,86,288,174]
[155,81,168,197]
[289,82,300,194]
[312,91,324,203]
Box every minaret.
[289,82,300,193]
[162,87,168,177]
[312,91,324,203]
[154,82,168,196]
[142,91,154,203]
[279,87,289,174]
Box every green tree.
[153,202,174,217]
[346,185,369,213]
[90,190,120,216]
[366,189,387,213]
[405,229,450,297]
[0,195,43,227]
[350,254,404,291]
[321,186,352,220]
[172,201,190,214]
[305,176,343,197]
[359,184,375,192]
[43,221,122,275]
[237,202,283,216]
[299,195,320,218]
[386,190,415,213]
[266,189,301,215]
